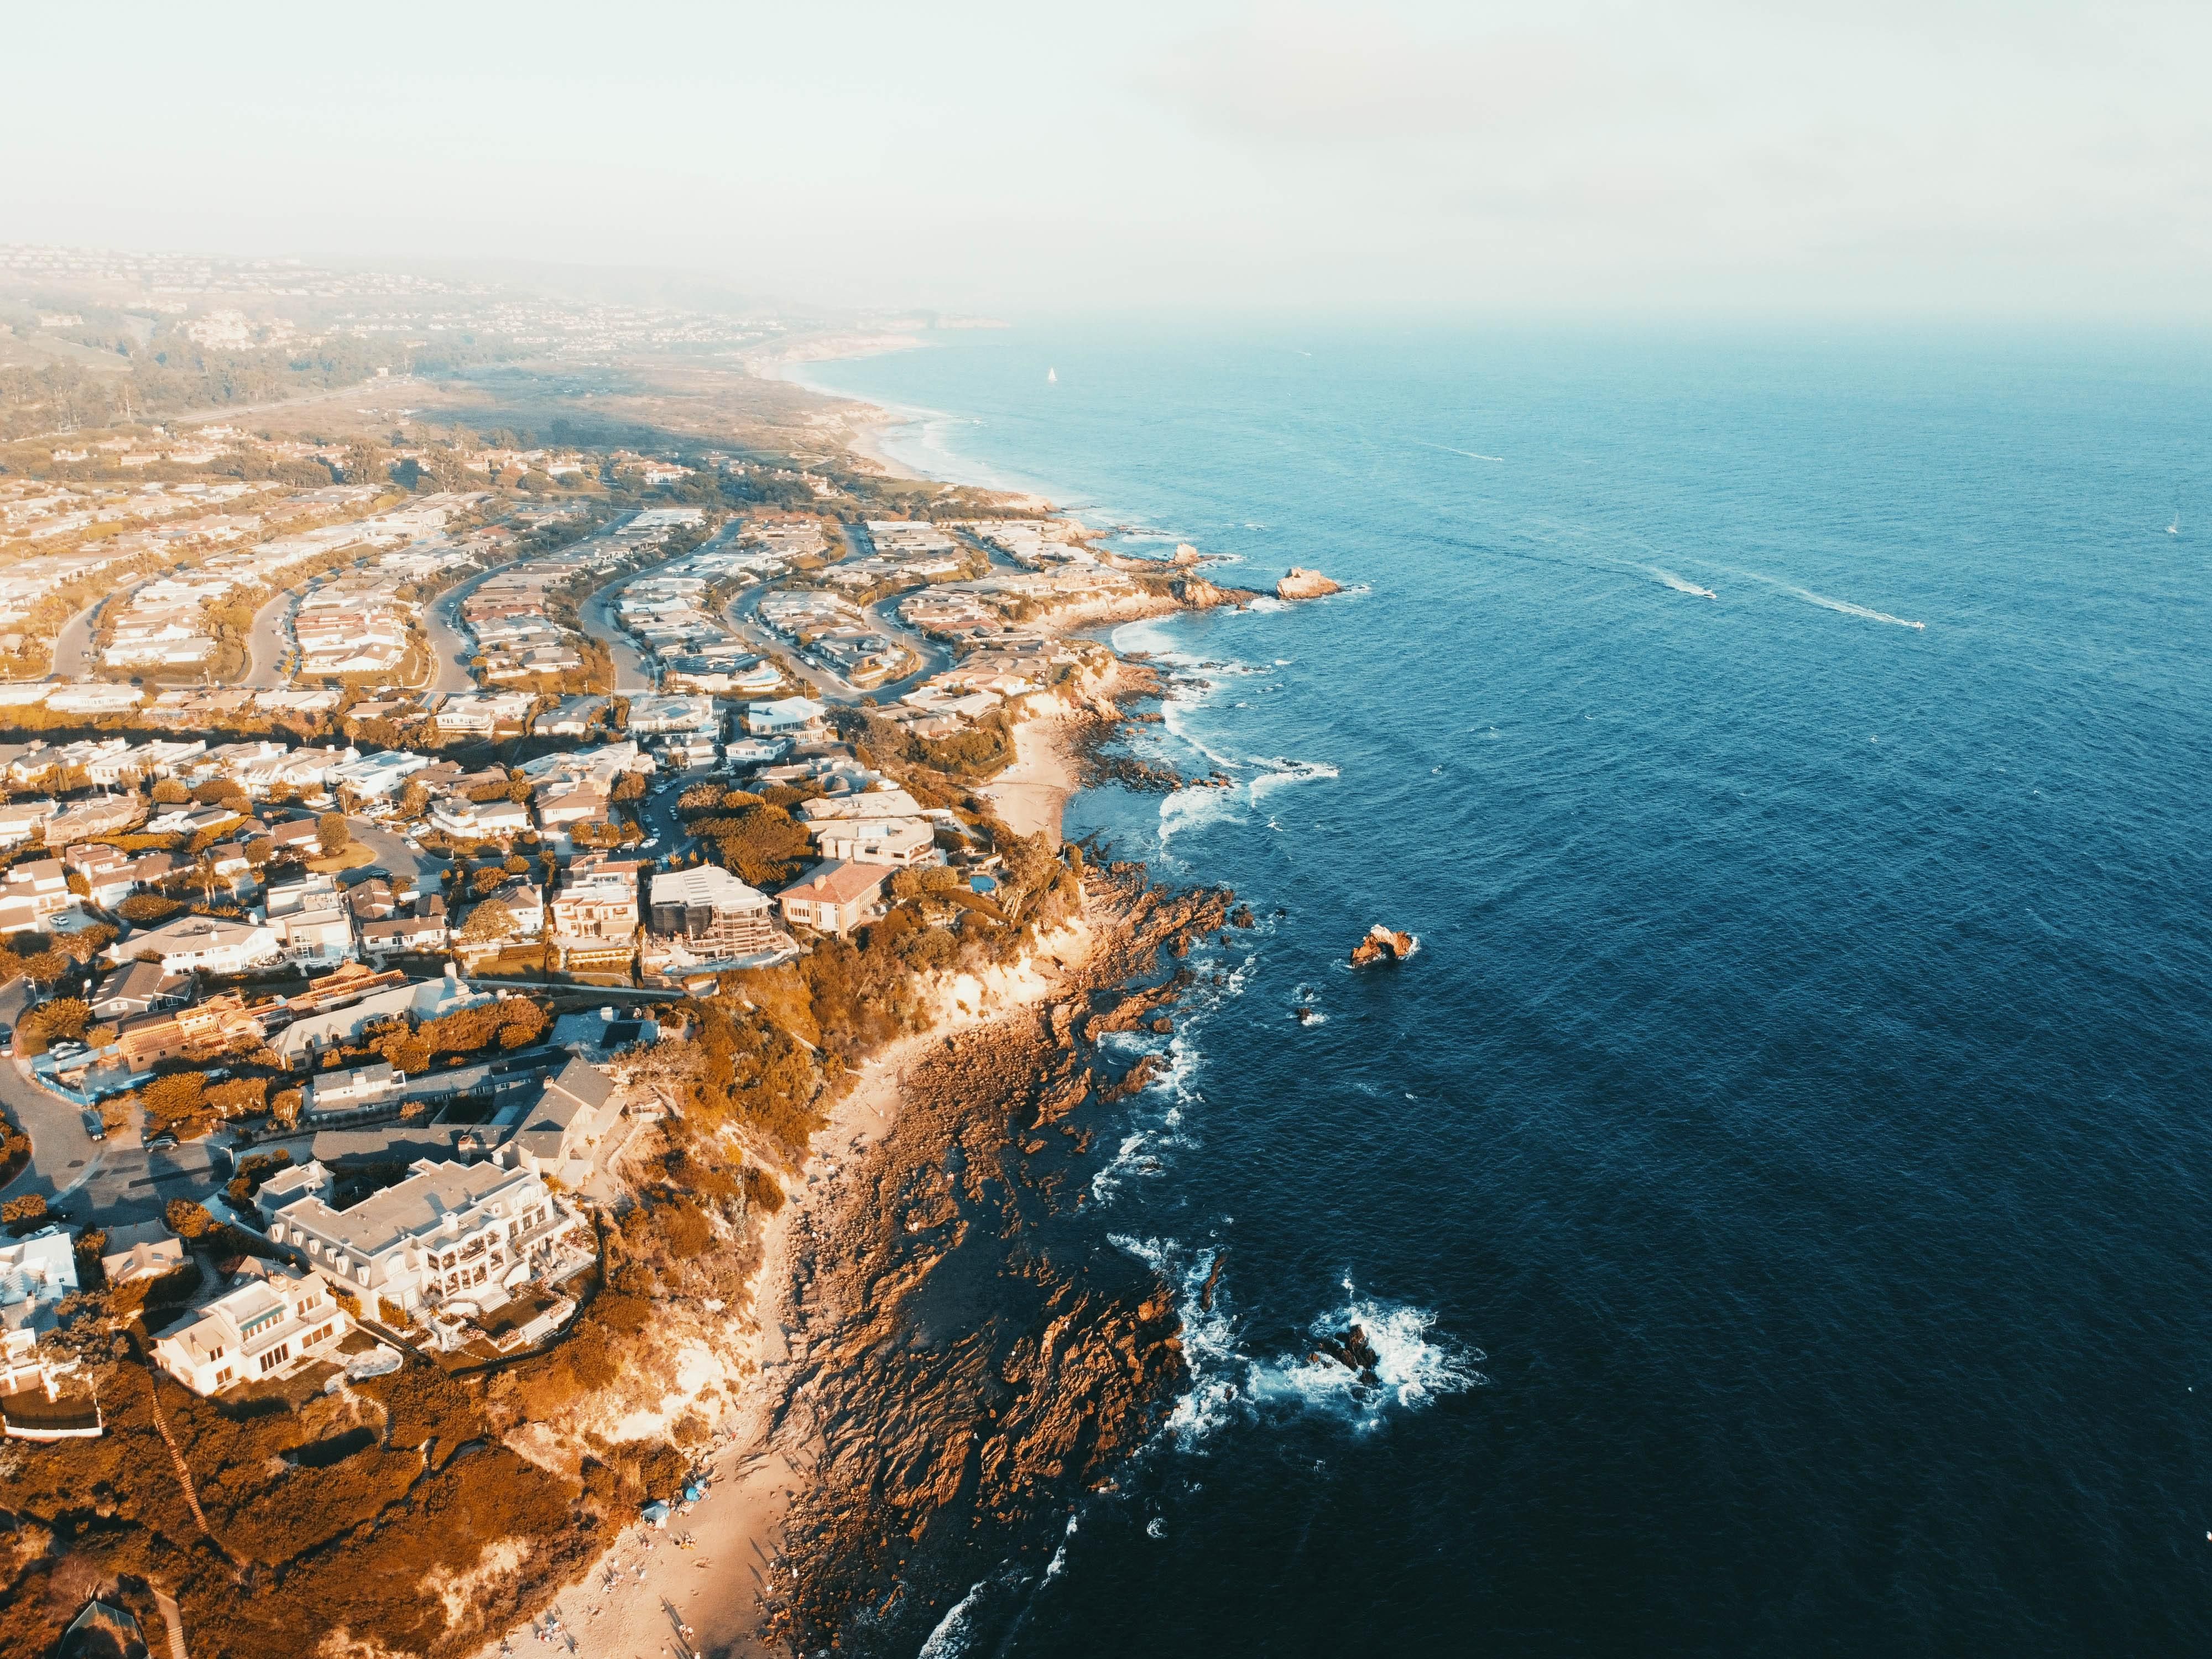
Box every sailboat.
[1046,367,1057,384]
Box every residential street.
[0,980,102,1207]
[579,573,656,693]
[240,586,294,687]
[419,557,538,694]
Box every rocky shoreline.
[756,872,1237,1653]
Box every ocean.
[794,321,2212,1656]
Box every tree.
[1,1193,47,1234]
[317,812,351,857]
[150,778,190,805]
[164,1198,215,1239]
[457,900,515,944]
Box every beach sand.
[979,714,1078,846]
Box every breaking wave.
[917,1579,988,1658]
[1110,1242,1489,1451]
[1247,759,1338,807]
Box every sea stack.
[1349,925,1417,967]
[1277,567,1342,600]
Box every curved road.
[241,587,296,688]
[422,559,530,695]
[579,574,656,693]
[46,596,106,680]
[720,583,951,707]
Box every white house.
[110,914,282,976]
[0,798,58,849]
[274,972,488,1067]
[304,1060,408,1118]
[98,1219,186,1287]
[151,1260,351,1396]
[507,1059,617,1183]
[625,693,717,734]
[262,1157,584,1322]
[331,749,431,800]
[272,902,354,967]
[817,817,937,867]
[0,1228,79,1332]
[746,696,826,735]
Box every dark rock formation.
[1311,1323,1382,1387]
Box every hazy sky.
[6,1,2206,316]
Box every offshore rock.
[1276,566,1342,600]
[1312,1323,1382,1387]
[1349,925,1418,967]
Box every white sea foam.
[918,1580,988,1658]
[1090,941,1254,1203]
[1111,1243,1488,1452]
[1714,566,1926,629]
[1157,784,1241,847]
[1248,759,1339,807]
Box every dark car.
[80,1109,106,1142]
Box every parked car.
[80,1109,106,1142]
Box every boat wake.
[1782,583,1925,630]
[1645,565,1718,600]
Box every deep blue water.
[797,323,2212,1657]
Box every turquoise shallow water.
[800,322,2212,1657]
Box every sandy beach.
[979,713,1079,845]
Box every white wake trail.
[1644,565,1718,600]
[1783,585,1926,630]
